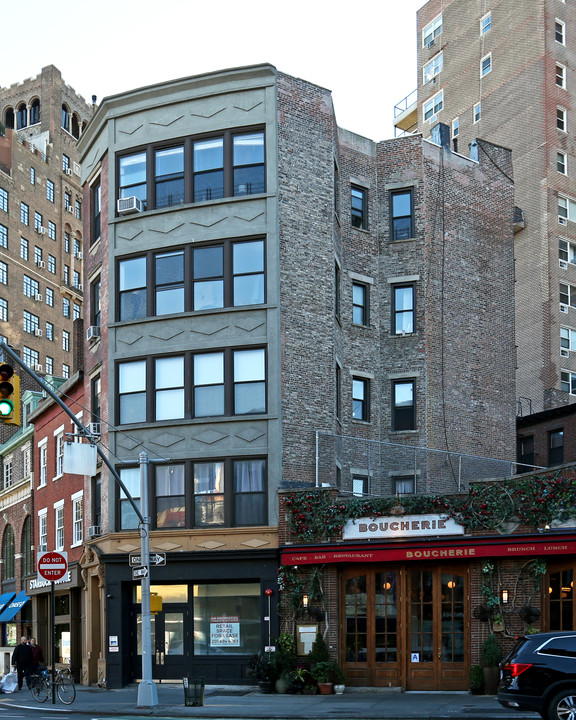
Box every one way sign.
[132,566,149,580]
[129,553,167,567]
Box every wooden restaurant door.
[343,565,468,690]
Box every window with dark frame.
[352,377,369,421]
[394,476,415,494]
[118,458,267,531]
[517,435,534,473]
[392,284,415,334]
[390,189,414,241]
[91,374,101,423]
[351,186,367,229]
[91,277,101,327]
[92,182,101,242]
[117,128,265,212]
[117,347,267,425]
[548,429,564,467]
[392,379,415,431]
[117,238,265,321]
[353,476,369,496]
[352,282,369,326]
[335,365,341,420]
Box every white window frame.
[557,63,567,89]
[561,370,576,394]
[3,460,12,489]
[423,52,443,83]
[558,195,576,224]
[556,18,566,45]
[38,509,48,552]
[423,90,444,123]
[560,237,576,265]
[481,53,492,77]
[561,327,576,352]
[558,107,567,132]
[473,102,481,123]
[558,150,568,175]
[560,282,576,308]
[72,491,83,546]
[55,501,64,551]
[54,425,65,478]
[38,439,48,487]
[452,117,459,138]
[480,12,491,35]
[423,14,442,47]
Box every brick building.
[76,64,515,688]
[395,0,576,414]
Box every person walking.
[11,636,33,690]
[29,637,45,674]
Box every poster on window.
[210,616,240,647]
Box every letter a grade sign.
[37,551,68,581]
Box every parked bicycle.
[29,667,75,704]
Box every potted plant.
[248,653,274,694]
[311,661,336,694]
[492,613,504,632]
[469,664,484,695]
[481,634,502,695]
[272,633,297,694]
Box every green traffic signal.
[0,364,19,425]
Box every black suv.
[498,631,576,720]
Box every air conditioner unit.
[34,293,43,302]
[66,205,74,213]
[88,525,101,538]
[36,260,46,268]
[561,348,570,357]
[34,328,43,337]
[73,162,81,176]
[88,422,101,436]
[77,283,83,291]
[560,260,569,270]
[559,217,568,226]
[77,252,83,259]
[37,226,46,235]
[86,325,101,342]
[427,40,435,48]
[560,303,569,313]
[32,363,43,372]
[117,196,143,215]
[65,168,73,176]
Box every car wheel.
[548,690,576,720]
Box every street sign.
[132,566,149,580]
[37,551,68,581]
[129,553,166,567]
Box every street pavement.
[0,683,541,719]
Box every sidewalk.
[0,683,541,718]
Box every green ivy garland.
[282,470,576,542]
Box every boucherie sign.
[343,514,464,540]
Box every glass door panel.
[345,575,367,662]
[374,571,398,662]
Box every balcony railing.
[394,89,418,118]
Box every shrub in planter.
[469,665,484,694]
[481,634,502,695]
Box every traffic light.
[0,364,20,425]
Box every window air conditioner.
[560,303,569,313]
[86,325,101,342]
[34,293,43,302]
[65,168,73,176]
[88,422,101,436]
[560,260,569,270]
[427,40,435,49]
[561,348,570,357]
[559,217,568,226]
[117,196,143,215]
[88,525,101,538]
[36,260,46,268]
[66,205,74,213]
[34,329,43,337]
[77,252,83,259]
[37,226,46,235]
[32,364,43,372]
[77,284,83,292]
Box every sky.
[2,0,425,142]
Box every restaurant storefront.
[281,510,576,691]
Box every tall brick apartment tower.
[77,64,515,688]
[399,0,576,415]
[0,66,91,387]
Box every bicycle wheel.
[30,676,49,703]
[56,677,76,705]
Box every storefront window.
[549,568,574,629]
[55,594,70,616]
[5,624,17,646]
[55,624,71,663]
[375,571,398,662]
[193,583,259,656]
[345,575,367,662]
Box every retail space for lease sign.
[210,616,240,647]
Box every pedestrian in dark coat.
[11,636,33,690]
[29,638,45,673]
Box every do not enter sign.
[37,551,68,581]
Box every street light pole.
[137,451,157,707]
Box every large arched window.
[2,525,15,582]
[4,108,14,130]
[16,103,27,130]
[21,517,32,576]
[61,104,70,132]
[30,99,40,125]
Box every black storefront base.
[183,677,205,706]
